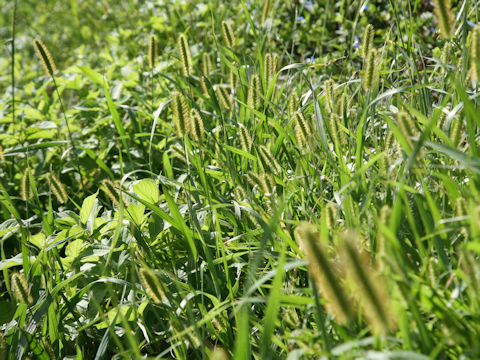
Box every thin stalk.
[52,77,85,191]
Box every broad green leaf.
[65,239,85,258]
[126,203,146,225]
[80,191,98,225]
[133,179,159,204]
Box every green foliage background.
[1,0,480,359]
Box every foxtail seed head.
[264,53,279,88]
[288,94,300,116]
[294,223,353,323]
[139,267,166,303]
[396,110,417,148]
[470,25,480,83]
[200,76,210,98]
[33,39,56,77]
[449,117,463,148]
[361,24,374,59]
[362,49,379,91]
[460,249,480,298]
[177,34,192,77]
[327,113,345,149]
[101,179,121,207]
[234,186,247,202]
[202,53,213,75]
[172,92,189,136]
[247,74,262,109]
[21,168,34,201]
[385,131,396,153]
[293,112,311,148]
[324,79,335,114]
[216,86,233,109]
[257,145,281,176]
[433,0,454,39]
[335,90,349,118]
[238,123,253,152]
[229,66,239,91]
[189,108,205,142]
[148,34,157,69]
[324,203,338,229]
[441,41,452,67]
[455,197,468,218]
[339,231,396,336]
[47,173,68,204]
[261,0,273,25]
[246,171,262,189]
[258,173,276,195]
[12,272,33,305]
[221,21,235,49]
[0,145,5,162]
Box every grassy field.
[1,0,480,358]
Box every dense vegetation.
[1,0,480,358]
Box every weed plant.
[1,0,480,359]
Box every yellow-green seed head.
[362,24,374,59]
[33,39,56,77]
[470,25,480,83]
[172,92,190,136]
[325,203,338,229]
[247,74,262,109]
[339,231,396,336]
[258,173,276,195]
[238,123,253,152]
[257,145,281,176]
[12,272,34,305]
[189,108,205,142]
[148,34,158,69]
[324,79,335,114]
[234,186,247,202]
[200,76,210,98]
[246,171,262,189]
[264,53,279,88]
[456,197,468,218]
[449,117,463,148]
[139,267,166,303]
[396,110,417,148]
[229,66,239,91]
[216,86,233,109]
[288,94,300,116]
[202,53,213,75]
[47,173,68,204]
[221,21,235,49]
[261,0,273,25]
[101,179,121,207]
[433,0,454,39]
[20,168,34,201]
[362,49,379,91]
[294,223,353,324]
[441,41,452,67]
[293,112,311,148]
[178,34,192,77]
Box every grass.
[1,0,480,358]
